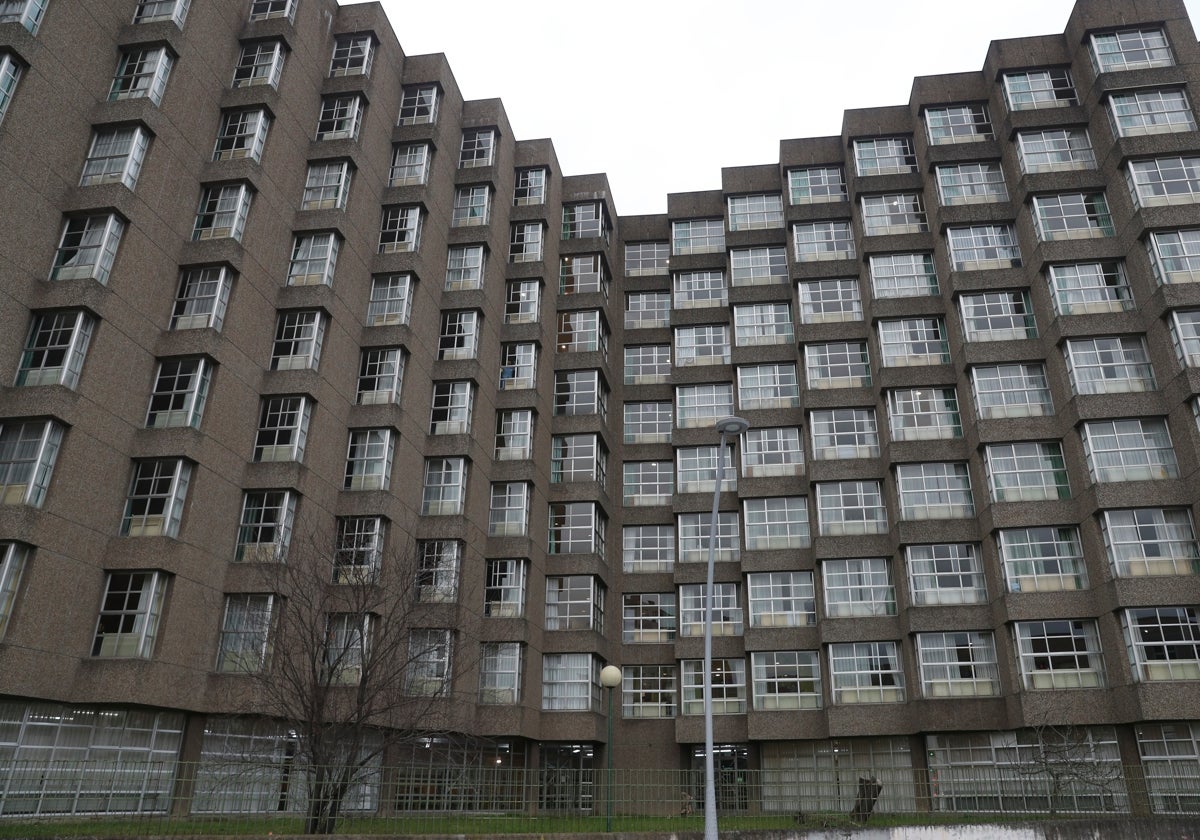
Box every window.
[624,344,670,385]
[548,502,606,555]
[624,401,671,444]
[315,94,364,141]
[1065,336,1155,394]
[734,303,793,346]
[0,52,20,125]
[1033,192,1113,241]
[550,434,605,484]
[287,232,339,285]
[0,542,29,638]
[509,222,543,263]
[1109,89,1195,136]
[878,318,950,366]
[748,571,815,628]
[906,544,986,606]
[623,525,674,573]
[546,575,604,631]
[329,33,374,77]
[1101,508,1199,578]
[752,651,821,711]
[322,613,373,685]
[671,218,724,255]
[333,516,383,584]
[421,457,467,515]
[366,274,411,326]
[406,629,452,696]
[868,253,938,299]
[1016,128,1095,173]
[109,47,173,105]
[674,324,729,366]
[681,658,746,715]
[270,310,324,370]
[479,643,523,704]
[622,461,671,506]
[553,370,606,418]
[788,165,846,203]
[146,357,212,429]
[727,193,783,230]
[171,267,232,331]
[741,427,803,477]
[0,420,63,507]
[936,162,1008,205]
[80,126,150,189]
[744,497,810,550]
[886,388,961,441]
[484,558,526,617]
[416,540,460,602]
[853,137,916,175]
[494,409,532,461]
[560,253,609,295]
[542,653,600,712]
[999,526,1087,593]
[959,291,1037,341]
[1003,68,1077,110]
[458,128,495,168]
[121,459,191,537]
[440,244,484,291]
[917,632,1000,698]
[235,489,295,562]
[379,205,421,252]
[503,279,539,325]
[730,245,787,286]
[430,381,473,435]
[861,193,927,235]
[344,429,393,491]
[16,310,94,388]
[451,185,490,227]
[192,183,251,241]
[50,214,125,283]
[489,482,530,536]
[673,270,726,308]
[625,241,669,275]
[498,342,536,390]
[947,224,1020,270]
[213,109,270,162]
[1123,607,1200,682]
[249,0,295,21]
[970,363,1052,419]
[1082,418,1178,482]
[300,162,351,211]
[624,291,669,329]
[232,41,285,89]
[679,583,741,637]
[798,279,862,323]
[0,0,44,31]
[216,594,274,673]
[562,201,610,240]
[1129,156,1200,208]
[1149,229,1200,284]
[896,462,974,519]
[675,445,735,494]
[815,480,887,536]
[1173,309,1200,366]
[622,665,677,718]
[398,84,438,125]
[810,408,879,460]
[829,641,905,704]
[389,142,429,186]
[823,558,895,618]
[925,104,991,144]
[793,220,854,261]
[513,167,546,205]
[675,383,733,428]
[557,310,607,355]
[1048,261,1132,314]
[1090,28,1173,72]
[91,571,168,658]
[439,310,479,360]
[804,341,871,389]
[677,511,739,563]
[1014,620,1105,690]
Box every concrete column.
[168,712,206,817]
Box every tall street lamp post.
[600,664,623,832]
[704,416,749,840]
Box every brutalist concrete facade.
[2,0,1200,816]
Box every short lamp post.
[600,664,623,832]
[704,416,749,840]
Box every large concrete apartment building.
[2,0,1200,817]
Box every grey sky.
[357,0,1200,216]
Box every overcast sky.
[355,0,1200,217]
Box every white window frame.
[421,457,467,515]
[1109,89,1196,137]
[499,343,536,390]
[315,94,364,141]
[398,84,438,125]
[1090,28,1173,73]
[287,232,339,285]
[970,363,1052,419]
[343,428,394,491]
[1032,192,1114,241]
[681,658,746,715]
[50,214,125,283]
[935,162,1008,205]
[484,558,526,617]
[675,445,735,494]
[389,142,430,187]
[329,33,374,78]
[109,46,173,105]
[788,165,846,203]
[895,462,974,520]
[829,641,905,704]
[254,395,310,462]
[192,183,251,241]
[494,409,532,461]
[1064,336,1156,394]
[1122,607,1200,682]
[548,501,606,555]
[489,482,530,536]
[675,383,734,429]
[1016,128,1095,173]
[673,270,727,308]
[798,278,862,323]
[906,544,986,606]
[804,341,871,389]
[379,205,421,253]
[737,363,799,410]
[677,512,739,563]
[999,526,1088,593]
[17,310,94,388]
[509,222,544,263]
[747,571,815,628]
[430,380,473,435]
[1101,508,1200,578]
[623,344,670,385]
[213,108,270,162]
[1048,261,1132,315]
[1014,620,1105,690]
[730,246,787,286]
[733,302,793,346]
[1003,68,1077,110]
[622,461,672,506]
[146,357,212,429]
[727,193,783,231]
[80,126,150,189]
[458,128,495,168]
[553,369,607,418]
[815,480,887,536]
[861,193,927,235]
[121,458,191,537]
[1148,229,1200,284]
[924,104,991,144]
[624,291,669,329]
[793,220,854,261]
[622,525,674,573]
[822,557,895,617]
[752,651,822,710]
[917,631,1000,697]
[947,224,1021,270]
[810,408,879,461]
[513,167,547,206]
[671,218,724,255]
[366,274,411,326]
[853,137,916,175]
[235,489,295,562]
[623,401,672,445]
[0,419,63,508]
[877,318,950,366]
[505,279,540,324]
[740,427,804,478]
[679,582,741,637]
[300,161,352,211]
[1081,418,1178,482]
[270,310,325,370]
[216,594,274,673]
[91,571,168,659]
[886,388,961,441]
[958,291,1037,341]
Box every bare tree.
[1015,720,1125,814]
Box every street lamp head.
[600,664,623,688]
[714,416,750,437]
